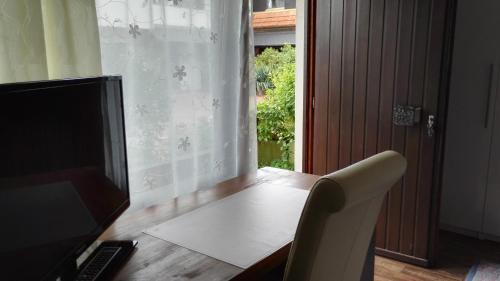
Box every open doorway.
[252,0,306,172]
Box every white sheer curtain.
[96,0,257,209]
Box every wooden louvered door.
[306,0,454,266]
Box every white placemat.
[143,183,309,268]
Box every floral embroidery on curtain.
[96,0,257,209]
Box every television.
[0,76,130,280]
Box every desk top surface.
[101,168,319,281]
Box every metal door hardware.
[427,115,435,137]
[485,63,499,128]
[393,105,422,126]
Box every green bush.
[256,45,295,170]
[255,45,295,72]
[255,66,273,94]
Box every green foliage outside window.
[256,66,273,94]
[255,45,295,170]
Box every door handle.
[485,63,499,128]
[427,115,435,137]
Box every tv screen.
[0,77,129,280]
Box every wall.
[254,30,296,47]
[253,0,296,11]
[253,0,268,12]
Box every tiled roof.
[253,8,296,30]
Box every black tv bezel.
[0,76,131,280]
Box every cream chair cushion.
[283,151,407,281]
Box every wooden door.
[306,0,453,266]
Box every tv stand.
[74,240,137,281]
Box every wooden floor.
[375,231,500,281]
[263,230,500,281]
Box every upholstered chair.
[284,151,407,281]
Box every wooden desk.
[101,168,319,280]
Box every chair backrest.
[283,151,407,281]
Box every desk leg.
[361,235,375,281]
